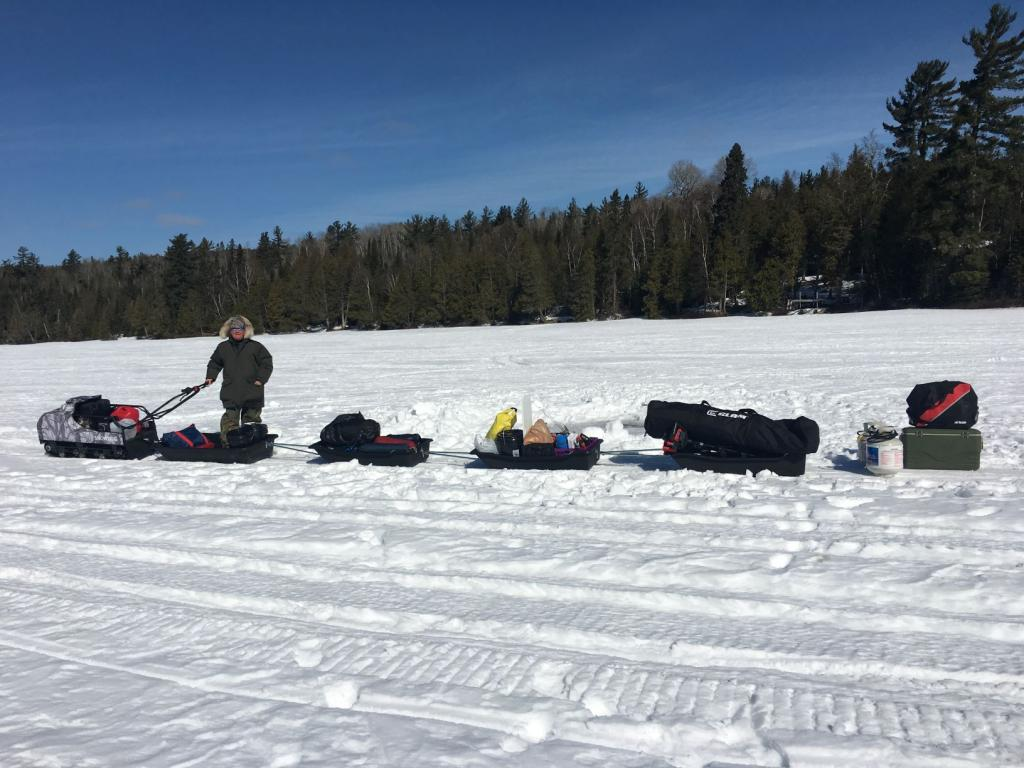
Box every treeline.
[3,4,1023,343]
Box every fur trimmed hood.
[218,315,255,339]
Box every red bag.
[110,406,141,426]
[906,381,978,428]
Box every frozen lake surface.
[1,308,1022,767]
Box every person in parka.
[205,315,273,441]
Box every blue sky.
[0,0,997,264]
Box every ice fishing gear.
[906,381,978,429]
[473,431,602,470]
[319,413,380,447]
[154,406,277,463]
[856,420,890,464]
[495,429,525,456]
[646,400,820,477]
[859,424,903,476]
[226,423,270,448]
[37,384,209,460]
[155,426,278,464]
[901,428,983,471]
[311,434,432,466]
[310,412,431,466]
[900,381,982,471]
[160,424,215,450]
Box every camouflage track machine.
[37,385,207,460]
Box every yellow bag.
[523,419,554,444]
[485,408,518,439]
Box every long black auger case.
[645,400,820,477]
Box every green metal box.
[901,428,983,471]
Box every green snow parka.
[206,337,274,409]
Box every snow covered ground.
[1,308,1023,767]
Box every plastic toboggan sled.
[473,436,602,470]
[310,434,432,467]
[646,400,819,477]
[155,431,278,464]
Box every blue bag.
[160,424,214,449]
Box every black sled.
[313,413,431,466]
[310,434,432,467]
[155,431,277,464]
[646,400,818,477]
[473,436,602,470]
[665,442,807,477]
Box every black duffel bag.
[74,396,112,419]
[226,423,269,448]
[72,396,113,431]
[644,400,819,456]
[320,412,380,447]
[906,381,978,428]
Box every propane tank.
[857,421,888,464]
[864,426,903,476]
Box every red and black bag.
[906,381,978,428]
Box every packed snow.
[1,308,1022,767]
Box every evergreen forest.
[3,4,1024,343]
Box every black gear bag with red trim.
[906,381,978,429]
[644,400,820,457]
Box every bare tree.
[666,160,705,198]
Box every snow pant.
[220,406,262,444]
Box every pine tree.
[955,4,1024,155]
[513,235,553,320]
[883,60,958,162]
[14,246,40,274]
[62,249,82,271]
[710,144,749,312]
[513,198,532,227]
[938,4,1024,302]
[163,234,197,333]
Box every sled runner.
[473,434,602,470]
[646,400,819,477]
[310,434,432,467]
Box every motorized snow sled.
[309,412,431,466]
[645,400,819,477]
[473,431,603,470]
[156,423,278,464]
[37,386,206,460]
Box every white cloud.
[157,212,204,227]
